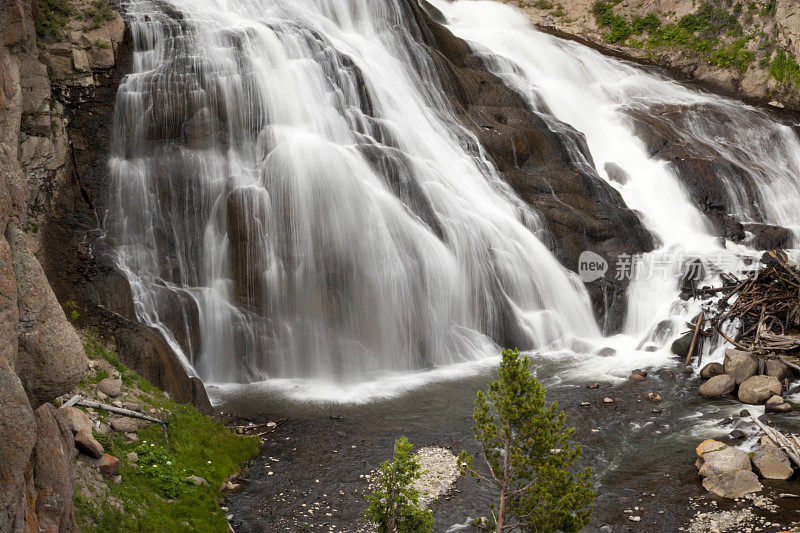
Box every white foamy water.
[107,0,800,399]
[435,0,800,374]
[109,0,602,391]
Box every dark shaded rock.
[656,368,676,379]
[624,103,791,244]
[406,5,655,332]
[700,362,724,379]
[744,223,792,251]
[729,429,746,440]
[671,332,694,358]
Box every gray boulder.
[765,359,789,382]
[0,358,37,533]
[98,378,122,398]
[698,446,751,477]
[8,225,87,407]
[702,470,762,498]
[738,375,782,404]
[699,374,735,397]
[751,443,793,480]
[700,362,724,379]
[723,349,757,385]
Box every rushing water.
[108,0,604,388]
[108,0,800,394]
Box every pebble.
[603,397,614,404]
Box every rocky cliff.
[504,0,800,111]
[0,0,208,529]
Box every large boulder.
[31,404,79,532]
[0,358,37,533]
[8,225,87,407]
[723,349,757,385]
[699,374,735,398]
[702,470,762,499]
[738,375,783,404]
[751,443,793,480]
[697,446,751,478]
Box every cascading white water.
[434,0,800,367]
[108,0,601,387]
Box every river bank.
[215,354,800,532]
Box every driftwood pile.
[684,250,800,372]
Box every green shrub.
[364,437,433,533]
[36,0,72,41]
[459,349,594,532]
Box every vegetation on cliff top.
[590,0,800,90]
[72,333,262,532]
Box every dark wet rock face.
[623,102,794,248]
[406,2,655,332]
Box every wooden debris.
[75,398,167,425]
[750,416,800,468]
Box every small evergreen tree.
[364,436,433,533]
[459,348,594,533]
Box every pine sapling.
[459,348,594,533]
[364,436,433,533]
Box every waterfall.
[434,0,800,361]
[107,0,601,386]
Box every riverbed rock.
[629,369,647,382]
[738,376,782,404]
[74,428,104,459]
[765,359,789,382]
[98,377,122,397]
[698,447,751,477]
[702,470,762,499]
[751,443,793,480]
[700,362,725,379]
[699,375,736,398]
[724,350,758,385]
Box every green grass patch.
[36,0,72,41]
[770,48,800,89]
[591,0,757,71]
[73,333,262,532]
[81,0,115,31]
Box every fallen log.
[68,397,167,425]
[684,312,704,366]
